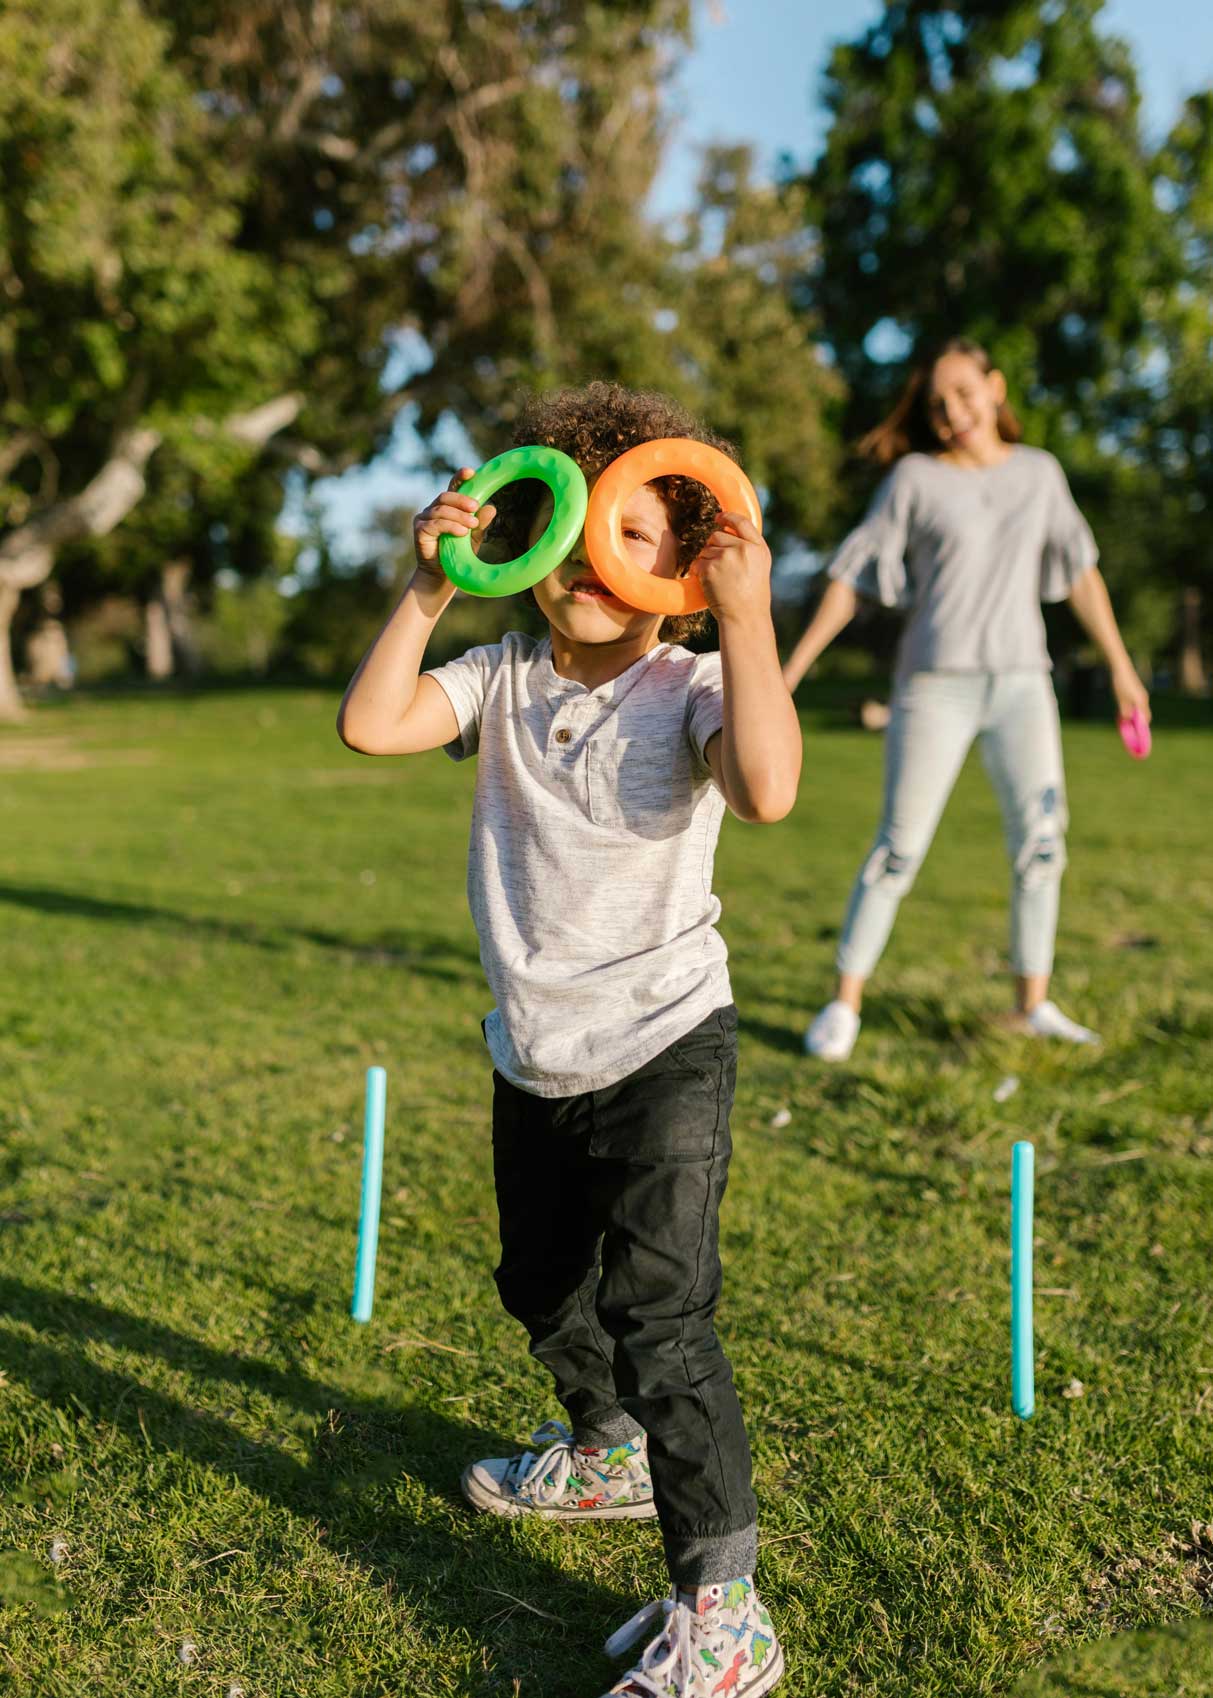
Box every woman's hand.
[1111,662,1151,723]
[413,469,496,579]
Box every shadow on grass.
[1012,1612,1213,1696]
[738,994,992,1067]
[0,880,481,983]
[0,1275,629,1696]
[857,993,989,1048]
[737,1014,805,1057]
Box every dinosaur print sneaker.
[461,1419,657,1520]
[601,1576,783,1696]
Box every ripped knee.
[1014,785,1068,889]
[861,838,921,892]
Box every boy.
[338,382,800,1697]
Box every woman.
[783,338,1149,1061]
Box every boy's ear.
[988,369,1008,407]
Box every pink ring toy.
[1118,709,1151,760]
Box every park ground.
[1,684,1211,1696]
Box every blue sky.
[305,0,1213,568]
[650,0,1213,215]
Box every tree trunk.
[162,559,201,676]
[0,391,301,716]
[145,596,174,681]
[1179,586,1209,697]
[0,581,25,721]
[144,559,201,680]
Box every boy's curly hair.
[487,380,739,645]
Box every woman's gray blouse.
[826,446,1098,677]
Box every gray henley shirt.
[426,633,732,1097]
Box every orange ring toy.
[583,438,763,615]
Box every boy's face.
[530,480,678,645]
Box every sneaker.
[804,999,860,1061]
[1024,1000,1100,1045]
[461,1419,657,1520]
[601,1577,783,1697]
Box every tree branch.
[0,427,162,590]
[224,391,306,446]
[0,392,306,592]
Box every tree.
[4,0,847,710]
[1144,91,1213,689]
[2,0,709,710]
[676,147,844,551]
[807,0,1173,437]
[0,0,313,716]
[794,0,1208,676]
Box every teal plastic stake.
[1011,1140,1035,1419]
[352,1067,386,1323]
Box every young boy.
[338,382,800,1697]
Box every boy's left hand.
[691,513,772,622]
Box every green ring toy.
[438,445,588,597]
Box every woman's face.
[925,352,1007,454]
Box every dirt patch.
[0,737,155,772]
[1087,1522,1213,1626]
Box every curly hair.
[487,380,739,645]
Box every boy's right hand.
[413,470,496,577]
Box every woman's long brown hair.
[856,337,1023,466]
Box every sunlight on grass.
[1,687,1211,1696]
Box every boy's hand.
[413,469,496,578]
[691,512,772,623]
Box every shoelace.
[603,1594,696,1696]
[504,1419,578,1506]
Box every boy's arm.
[696,512,802,824]
[337,472,493,755]
[1065,566,1151,722]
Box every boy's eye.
[623,527,650,543]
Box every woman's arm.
[337,472,493,755]
[1065,566,1151,721]
[781,577,860,692]
[697,513,802,823]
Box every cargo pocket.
[588,1008,737,1163]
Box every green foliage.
[809,0,1172,428]
[198,579,291,676]
[799,0,1213,668]
[0,0,315,527]
[679,148,846,548]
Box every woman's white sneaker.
[804,1000,860,1061]
[461,1420,657,1520]
[1024,1000,1100,1045]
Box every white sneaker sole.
[600,1640,783,1698]
[739,1642,785,1695]
[460,1463,659,1520]
[803,1031,857,1062]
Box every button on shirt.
[426,633,730,1097]
[827,446,1098,678]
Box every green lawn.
[1,684,1211,1697]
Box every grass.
[1,681,1211,1697]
